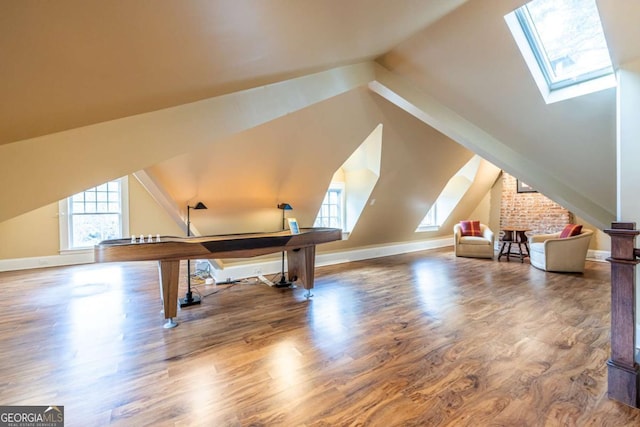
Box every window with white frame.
[59,177,129,250]
[314,184,344,229]
[419,204,437,228]
[514,0,613,91]
[505,0,615,103]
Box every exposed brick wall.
[500,173,572,236]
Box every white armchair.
[453,223,495,259]
[529,229,593,273]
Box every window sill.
[415,225,440,233]
[544,74,616,104]
[59,248,94,256]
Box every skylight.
[514,0,613,91]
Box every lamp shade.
[277,203,293,210]
[192,202,207,210]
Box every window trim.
[59,176,129,252]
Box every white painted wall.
[617,61,640,356]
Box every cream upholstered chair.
[529,229,593,273]
[453,222,495,259]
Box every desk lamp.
[275,203,294,288]
[180,201,207,307]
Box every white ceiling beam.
[0,62,376,223]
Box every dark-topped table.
[498,227,531,262]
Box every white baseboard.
[587,249,610,262]
[0,238,608,276]
[211,236,454,282]
[0,250,95,272]
[493,244,608,263]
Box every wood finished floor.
[1,248,639,426]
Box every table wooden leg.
[287,246,316,298]
[158,260,180,328]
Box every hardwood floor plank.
[0,248,639,426]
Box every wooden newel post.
[605,222,640,407]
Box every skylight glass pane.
[517,0,613,89]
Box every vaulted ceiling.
[2,0,639,231]
[0,0,465,145]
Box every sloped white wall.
[616,60,640,355]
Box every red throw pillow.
[460,220,482,237]
[559,224,582,238]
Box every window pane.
[419,205,437,227]
[71,202,82,214]
[314,187,344,230]
[71,213,120,247]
